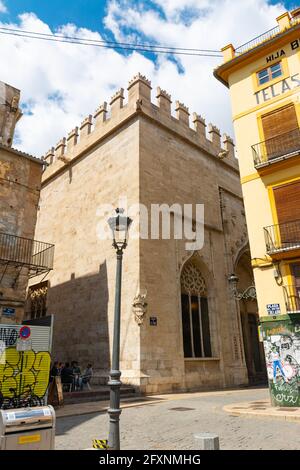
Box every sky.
[0,0,298,156]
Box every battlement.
[42,74,237,178]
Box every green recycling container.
[260,314,300,407]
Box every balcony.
[235,26,280,56]
[283,285,300,313]
[0,232,54,278]
[252,128,300,169]
[234,14,300,58]
[264,220,300,259]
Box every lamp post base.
[108,369,122,450]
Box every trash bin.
[0,406,55,450]
[260,314,300,407]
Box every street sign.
[19,326,31,339]
[266,304,281,316]
[16,338,32,351]
[1,307,16,318]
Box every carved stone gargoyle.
[132,289,148,326]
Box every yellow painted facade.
[215,10,300,319]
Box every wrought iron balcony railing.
[0,232,54,276]
[264,220,300,255]
[252,128,300,167]
[235,25,280,56]
[283,285,300,313]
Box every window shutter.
[262,104,298,140]
[274,181,300,245]
[274,180,300,224]
[261,105,299,160]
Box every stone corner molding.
[132,290,148,326]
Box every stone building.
[0,80,54,323]
[30,74,266,393]
[0,81,21,147]
[215,9,300,407]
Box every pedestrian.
[49,361,59,382]
[72,361,82,390]
[81,363,93,390]
[61,362,74,391]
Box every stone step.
[63,386,136,404]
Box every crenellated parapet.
[80,115,93,138]
[110,88,124,114]
[128,73,152,108]
[175,101,190,126]
[55,138,66,159]
[67,127,79,151]
[94,102,107,126]
[156,88,172,114]
[223,134,234,153]
[208,124,221,149]
[43,147,55,165]
[192,113,206,140]
[42,73,237,179]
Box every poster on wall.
[261,315,300,407]
[0,323,52,409]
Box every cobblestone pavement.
[55,387,300,450]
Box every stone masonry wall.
[0,146,43,322]
[32,74,250,392]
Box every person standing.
[81,364,93,390]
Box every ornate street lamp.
[228,273,257,301]
[107,208,132,450]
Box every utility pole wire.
[0,26,221,52]
[0,27,222,57]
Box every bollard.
[193,433,220,450]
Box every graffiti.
[0,348,51,407]
[273,382,289,393]
[275,394,298,405]
[0,327,18,346]
[265,326,286,337]
[263,322,300,407]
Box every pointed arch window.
[27,281,48,319]
[181,262,212,358]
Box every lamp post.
[228,273,257,301]
[107,208,132,450]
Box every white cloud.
[152,0,212,20]
[0,1,7,13]
[0,13,155,155]
[103,0,286,141]
[0,0,287,156]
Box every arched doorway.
[235,250,267,384]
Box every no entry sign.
[19,326,31,340]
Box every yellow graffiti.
[266,326,286,336]
[0,348,51,399]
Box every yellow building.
[215,9,300,407]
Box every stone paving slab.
[55,396,165,418]
[55,387,267,418]
[224,400,300,422]
[55,388,300,450]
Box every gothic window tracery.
[27,281,48,319]
[181,262,212,359]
